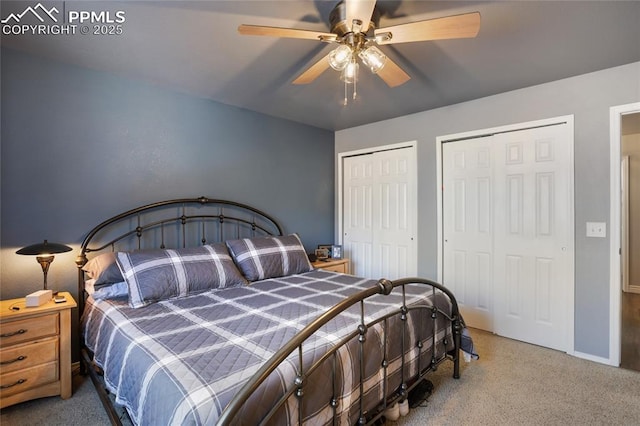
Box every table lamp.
[16,240,72,291]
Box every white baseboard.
[573,350,617,367]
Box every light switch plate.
[586,222,606,238]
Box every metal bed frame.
[76,196,462,425]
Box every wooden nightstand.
[0,291,76,409]
[312,258,350,274]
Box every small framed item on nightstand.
[315,246,330,260]
[331,245,342,259]
[317,244,332,259]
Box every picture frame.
[315,247,329,260]
[317,244,332,259]
[331,245,342,259]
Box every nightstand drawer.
[0,313,59,346]
[321,263,347,273]
[0,361,58,397]
[0,337,58,374]
[312,259,350,274]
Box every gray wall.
[1,47,335,303]
[335,62,640,359]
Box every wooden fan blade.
[375,12,480,45]
[376,57,410,87]
[238,24,336,42]
[292,53,332,85]
[345,0,377,33]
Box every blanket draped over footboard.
[83,270,456,425]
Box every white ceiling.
[2,1,640,130]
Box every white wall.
[335,62,640,359]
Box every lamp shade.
[17,240,72,291]
[329,45,352,71]
[16,240,72,256]
[359,45,387,73]
[340,60,359,84]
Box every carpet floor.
[2,329,639,425]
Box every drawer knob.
[0,355,27,365]
[0,329,27,338]
[0,378,27,389]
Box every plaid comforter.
[82,270,455,425]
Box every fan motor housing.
[329,1,381,37]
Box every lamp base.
[36,255,54,291]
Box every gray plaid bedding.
[82,269,455,425]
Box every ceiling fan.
[238,0,480,103]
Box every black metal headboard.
[75,196,283,312]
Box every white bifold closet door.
[443,136,495,331]
[343,147,417,280]
[443,124,572,351]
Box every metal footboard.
[218,277,462,425]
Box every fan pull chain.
[344,80,348,106]
[353,75,357,100]
[343,80,358,106]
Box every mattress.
[82,269,455,425]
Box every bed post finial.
[75,252,87,268]
[376,278,394,295]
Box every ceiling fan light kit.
[328,44,352,71]
[341,60,359,105]
[359,45,386,73]
[341,60,358,84]
[238,0,480,104]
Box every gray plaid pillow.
[116,243,247,308]
[226,234,313,281]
